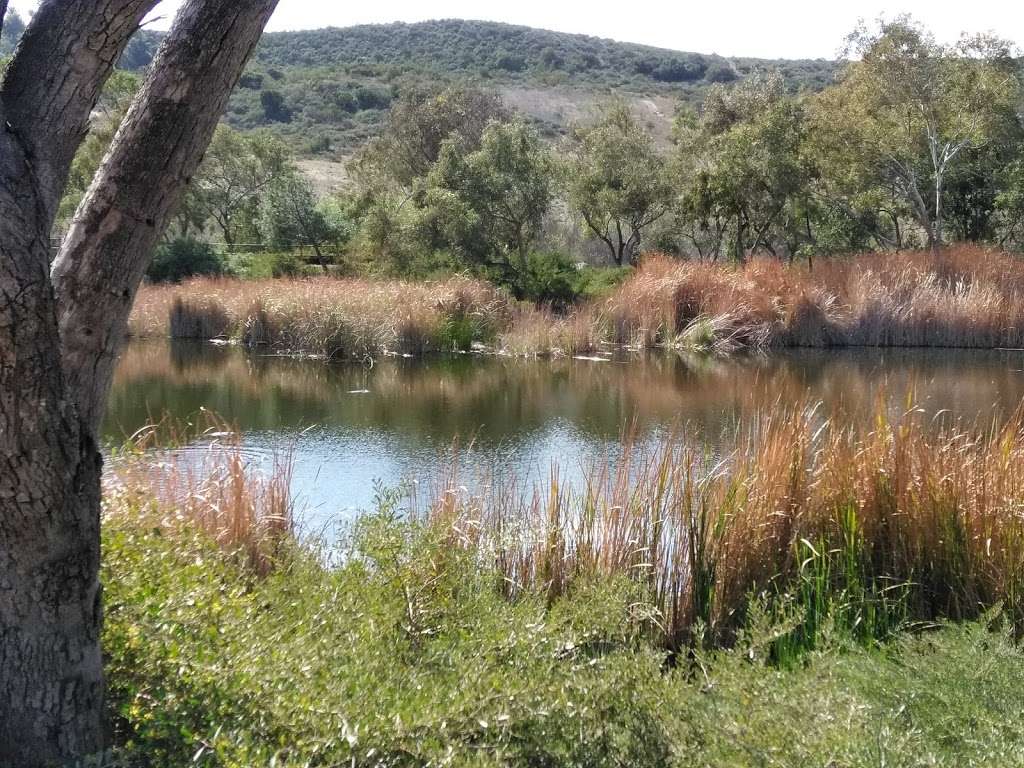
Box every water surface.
[106,341,1024,530]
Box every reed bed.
[131,275,509,359]
[131,246,1024,358]
[606,246,1024,352]
[422,401,1024,651]
[104,413,295,576]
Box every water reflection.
[106,340,1024,529]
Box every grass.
[102,482,1024,766]
[100,400,1024,764]
[131,245,1024,359]
[604,246,1024,352]
[423,399,1024,652]
[132,275,509,360]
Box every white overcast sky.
[7,0,1023,58]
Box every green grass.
[103,500,1024,767]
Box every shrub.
[706,62,739,83]
[520,251,579,307]
[146,237,223,283]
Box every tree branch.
[0,0,158,215]
[52,0,279,433]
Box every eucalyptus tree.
[673,74,812,262]
[424,118,554,290]
[0,0,278,763]
[565,103,672,266]
[192,125,291,247]
[813,17,1022,254]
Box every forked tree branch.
[52,0,280,433]
[0,0,158,216]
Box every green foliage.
[260,89,292,122]
[565,103,673,266]
[186,125,292,246]
[146,238,224,283]
[103,508,1024,767]
[811,17,1024,250]
[355,86,511,188]
[520,251,579,306]
[259,173,351,268]
[573,265,634,300]
[671,73,820,261]
[118,21,838,155]
[0,9,25,56]
[424,118,554,292]
[224,250,306,279]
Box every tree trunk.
[54,0,280,434]
[0,0,277,764]
[1,2,158,764]
[0,128,106,766]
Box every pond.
[106,340,1024,531]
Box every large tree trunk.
[0,0,277,764]
[0,2,158,763]
[0,126,107,765]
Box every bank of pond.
[131,247,1024,360]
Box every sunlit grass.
[132,246,1024,358]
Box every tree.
[0,6,23,55]
[424,118,553,290]
[673,75,813,262]
[813,17,1022,254]
[354,86,511,190]
[0,0,278,763]
[191,125,291,247]
[260,172,347,268]
[565,104,672,266]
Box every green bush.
[520,251,579,306]
[573,264,633,300]
[146,237,223,283]
[225,250,305,279]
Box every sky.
[7,0,1024,59]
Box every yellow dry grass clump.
[603,246,1024,352]
[105,413,295,576]
[131,275,510,359]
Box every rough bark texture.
[53,0,280,434]
[0,3,156,763]
[0,0,276,764]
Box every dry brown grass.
[604,246,1024,351]
[131,275,510,359]
[131,246,1024,357]
[424,400,1024,649]
[105,413,295,576]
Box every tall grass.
[421,400,1024,652]
[105,412,295,576]
[605,246,1024,352]
[132,246,1024,358]
[132,275,509,359]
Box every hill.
[121,19,839,162]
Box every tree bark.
[53,0,280,434]
[0,3,157,764]
[0,0,277,764]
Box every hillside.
[121,19,839,161]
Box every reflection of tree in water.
[107,341,1024,450]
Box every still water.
[106,340,1024,530]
